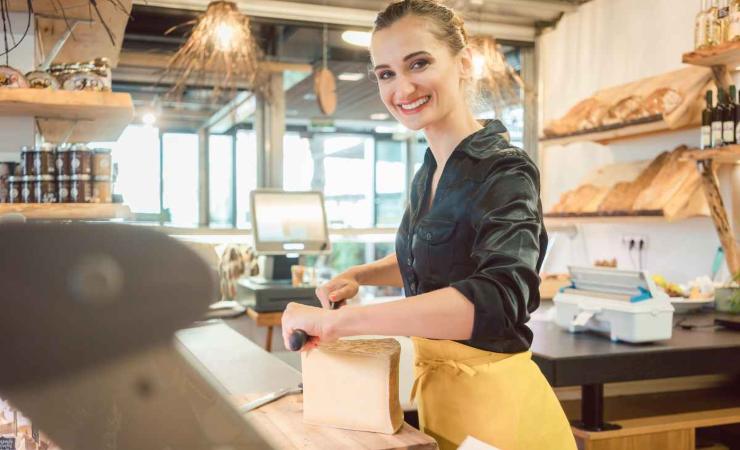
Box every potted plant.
[715,272,740,314]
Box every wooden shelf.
[683,145,740,164]
[0,89,134,142]
[682,40,740,67]
[7,0,132,67]
[544,212,708,226]
[539,118,698,146]
[0,204,132,220]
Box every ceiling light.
[164,0,263,99]
[374,124,407,134]
[342,30,371,47]
[142,112,157,126]
[370,113,389,120]
[338,72,364,81]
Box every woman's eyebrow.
[373,51,431,71]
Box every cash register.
[238,190,330,312]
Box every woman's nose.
[396,76,416,98]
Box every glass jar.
[25,70,59,89]
[7,175,20,203]
[20,175,33,203]
[33,175,57,203]
[69,144,92,176]
[92,176,112,203]
[0,162,15,203]
[55,145,71,176]
[92,148,112,177]
[22,144,55,176]
[57,175,71,203]
[69,175,92,203]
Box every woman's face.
[370,15,470,131]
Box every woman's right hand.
[315,271,360,309]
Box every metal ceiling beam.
[131,0,536,41]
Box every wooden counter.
[176,322,438,450]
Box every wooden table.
[530,313,740,449]
[246,307,283,352]
[176,322,438,450]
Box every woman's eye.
[410,59,429,70]
[378,70,394,80]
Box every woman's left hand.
[281,302,340,351]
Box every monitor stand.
[252,254,299,284]
[239,255,320,312]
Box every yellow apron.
[411,337,576,450]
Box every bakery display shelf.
[0,89,134,142]
[539,116,698,146]
[0,204,132,220]
[682,145,740,164]
[682,41,740,67]
[543,211,706,226]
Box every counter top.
[530,313,740,387]
[175,322,438,450]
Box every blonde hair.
[373,0,468,56]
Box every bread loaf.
[598,151,672,212]
[644,87,683,116]
[633,146,694,211]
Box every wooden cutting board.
[232,393,438,450]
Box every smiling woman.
[280,1,575,449]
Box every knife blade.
[239,384,303,413]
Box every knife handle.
[288,329,308,351]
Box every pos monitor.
[250,190,331,282]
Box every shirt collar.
[423,119,511,165]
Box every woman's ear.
[458,46,475,81]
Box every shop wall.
[0,13,35,161]
[537,0,730,282]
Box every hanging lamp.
[163,0,263,100]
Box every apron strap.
[410,359,477,402]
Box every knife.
[239,383,303,413]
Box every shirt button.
[407,257,413,265]
[410,281,417,292]
[426,232,432,240]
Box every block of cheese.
[301,338,403,434]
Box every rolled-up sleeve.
[450,154,543,348]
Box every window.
[235,130,258,228]
[375,139,406,227]
[209,134,234,227]
[98,125,160,215]
[283,132,313,191]
[162,133,199,226]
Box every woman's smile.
[398,95,432,114]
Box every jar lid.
[70,143,90,152]
[38,143,55,152]
[93,175,111,181]
[8,175,18,182]
[57,175,72,181]
[93,148,112,154]
[20,145,33,152]
[21,175,33,181]
[70,174,92,181]
[35,175,55,181]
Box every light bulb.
[142,112,157,126]
[342,30,371,47]
[215,22,236,51]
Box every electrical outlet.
[622,234,648,249]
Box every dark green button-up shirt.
[395,119,548,353]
